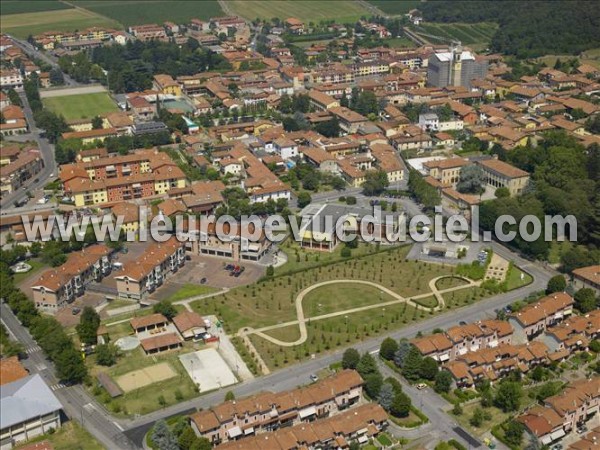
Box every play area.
[179,348,237,393]
[116,362,177,393]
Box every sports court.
[116,362,176,393]
[179,348,237,393]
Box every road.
[0,302,135,449]
[8,37,78,86]
[0,91,57,213]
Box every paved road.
[0,302,135,449]
[0,91,57,212]
[8,37,78,86]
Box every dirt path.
[238,276,477,347]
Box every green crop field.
[412,22,498,50]
[1,0,73,15]
[0,8,120,38]
[367,0,421,15]
[75,0,224,27]
[228,0,370,23]
[42,92,118,121]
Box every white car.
[416,383,427,390]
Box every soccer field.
[42,92,119,122]
[228,0,370,23]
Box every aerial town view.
[0,1,599,449]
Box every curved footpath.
[239,276,477,347]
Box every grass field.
[75,0,223,27]
[228,0,371,23]
[367,0,421,15]
[191,245,458,334]
[167,284,219,302]
[42,92,118,121]
[0,8,120,39]
[387,37,416,49]
[412,22,498,51]
[15,421,104,450]
[1,0,73,15]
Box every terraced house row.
[189,370,364,445]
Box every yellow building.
[153,74,182,96]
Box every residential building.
[519,378,600,446]
[114,237,186,300]
[422,157,470,189]
[0,70,23,90]
[509,293,575,343]
[61,128,118,144]
[190,370,363,445]
[0,374,62,448]
[476,158,530,196]
[0,150,43,197]
[0,357,28,386]
[31,245,111,313]
[572,265,600,295]
[153,74,182,96]
[214,403,388,450]
[328,107,368,134]
[542,310,600,353]
[411,319,513,362]
[308,90,339,111]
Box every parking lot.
[151,253,265,301]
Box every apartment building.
[153,74,182,96]
[191,220,273,262]
[190,370,363,445]
[31,245,111,313]
[0,150,43,197]
[519,378,600,446]
[476,158,530,196]
[215,403,388,450]
[572,265,600,295]
[114,237,185,300]
[328,107,368,134]
[308,90,340,111]
[542,310,600,353]
[422,157,470,189]
[60,150,187,207]
[0,70,23,90]
[509,293,575,343]
[445,341,552,387]
[411,319,513,362]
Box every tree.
[380,337,399,361]
[457,165,485,195]
[419,356,439,380]
[356,352,378,377]
[434,370,453,393]
[314,117,340,138]
[297,191,312,208]
[190,437,212,450]
[574,288,597,313]
[153,300,177,320]
[96,343,119,366]
[364,372,383,398]
[225,391,235,401]
[495,187,510,198]
[76,306,100,345]
[378,382,394,411]
[152,420,179,450]
[177,426,199,450]
[494,381,522,412]
[393,340,412,368]
[55,346,87,383]
[91,116,103,129]
[470,407,484,427]
[504,420,524,448]
[546,275,567,294]
[342,348,360,370]
[362,170,389,196]
[390,391,411,417]
[401,345,423,381]
[49,68,64,86]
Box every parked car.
[200,278,207,284]
[416,383,427,390]
[310,374,319,383]
[72,307,81,315]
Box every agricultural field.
[228,0,371,24]
[0,8,120,39]
[412,22,498,51]
[367,0,421,15]
[75,0,224,27]
[42,92,119,121]
[1,0,73,15]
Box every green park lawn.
[13,259,46,285]
[167,284,220,302]
[42,92,118,122]
[15,421,104,450]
